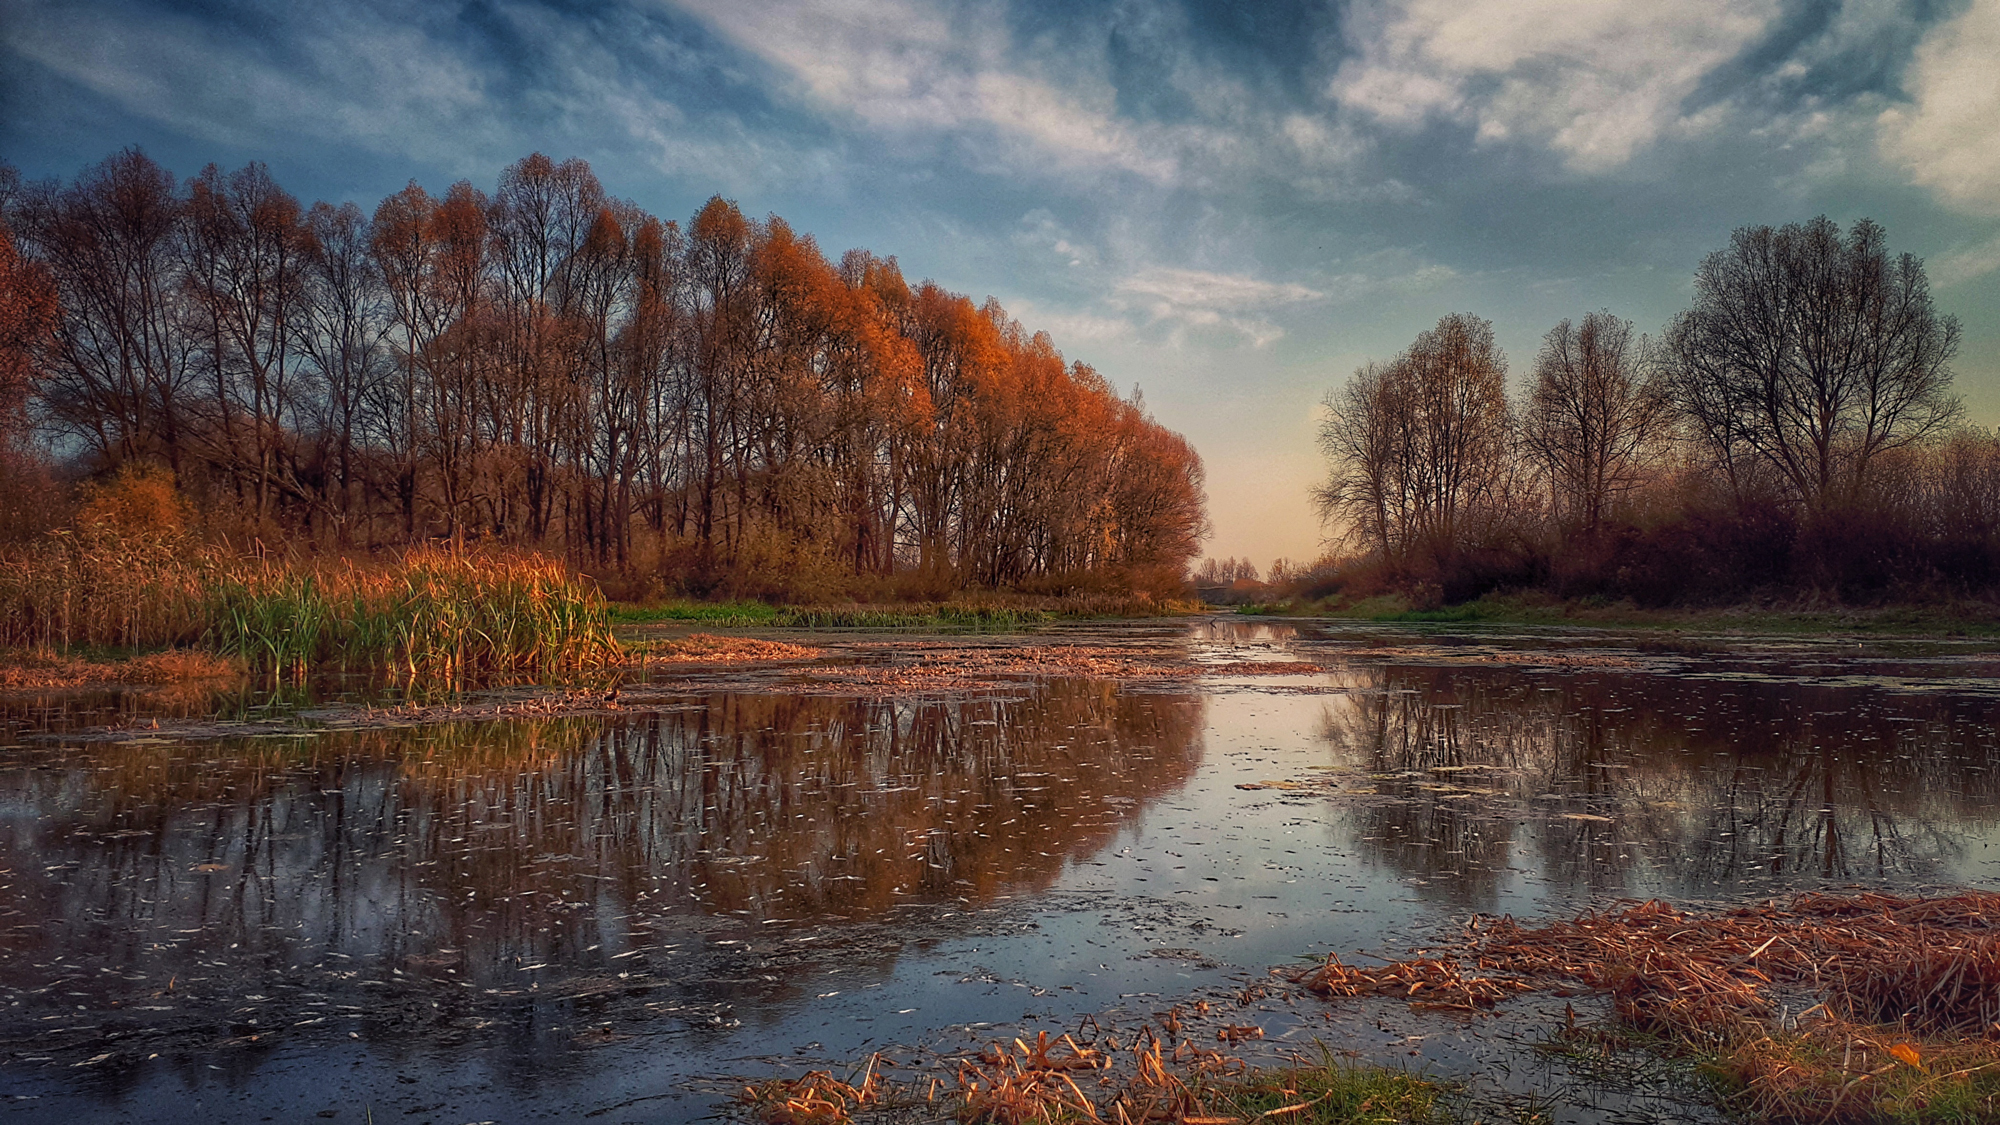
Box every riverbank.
[738,889,2000,1125]
[1240,590,2000,638]
[612,590,1205,630]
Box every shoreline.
[1233,593,2000,639]
[10,597,2000,694]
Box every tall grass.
[0,537,620,683]
[207,552,622,681]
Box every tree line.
[0,150,1207,598]
[1315,216,1987,605]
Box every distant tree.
[1316,313,1512,562]
[296,200,386,541]
[1193,556,1260,584]
[1661,217,1960,511]
[1523,311,1668,537]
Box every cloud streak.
[7,0,508,173]
[665,0,1177,181]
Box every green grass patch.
[1194,1061,1477,1124]
[613,601,1065,632]
[1261,589,2000,640]
[1698,1028,2000,1125]
[611,600,784,627]
[770,605,1054,631]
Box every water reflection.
[0,683,1205,1042]
[1320,666,2000,907]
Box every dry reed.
[0,534,620,683]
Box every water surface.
[5,620,1999,1121]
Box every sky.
[4,0,1998,569]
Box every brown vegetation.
[0,469,620,681]
[1291,892,2000,1122]
[0,149,1205,604]
[645,633,822,663]
[0,646,239,689]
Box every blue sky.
[5,0,1998,566]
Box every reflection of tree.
[0,682,1205,1003]
[0,681,270,737]
[1318,666,1999,908]
[1320,680,1519,907]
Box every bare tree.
[296,200,386,541]
[1661,217,1960,512]
[1314,360,1402,557]
[0,213,57,445]
[180,162,313,522]
[1316,313,1512,562]
[16,150,194,471]
[1523,311,1668,537]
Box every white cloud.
[1012,208,1097,268]
[665,0,1175,180]
[3,0,842,198]
[1110,267,1325,348]
[1330,0,1779,171]
[1002,297,1131,346]
[1878,0,2000,214]
[1118,267,1324,311]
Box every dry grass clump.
[1713,1018,2000,1124]
[1,464,618,683]
[1474,892,2000,1041]
[205,550,622,681]
[1479,892,2000,1122]
[0,530,620,683]
[742,1056,884,1125]
[1296,954,1531,1013]
[645,633,822,664]
[0,646,241,689]
[0,464,209,651]
[0,531,208,651]
[958,1033,1114,1124]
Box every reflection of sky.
[5,0,1997,565]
